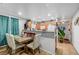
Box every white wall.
[72,10,79,54]
[19,19,26,35]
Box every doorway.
[55,20,77,55]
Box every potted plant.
[58,29,65,43]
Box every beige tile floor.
[56,42,78,55]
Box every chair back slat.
[6,33,16,50]
[33,34,41,48]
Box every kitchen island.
[25,30,56,55]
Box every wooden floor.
[0,41,78,55]
[56,41,78,55]
[0,47,50,55]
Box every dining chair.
[27,34,41,54]
[6,33,24,54]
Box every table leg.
[24,44,29,54]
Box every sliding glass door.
[0,15,9,46]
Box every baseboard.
[71,43,79,55]
[0,45,7,48]
[40,48,54,55]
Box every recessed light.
[48,13,51,16]
[18,12,22,16]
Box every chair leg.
[8,48,12,55]
[38,47,40,53]
[6,46,10,54]
[7,47,12,55]
[12,50,15,55]
[26,47,29,54]
[32,50,35,55]
[24,45,28,53]
[24,46,26,52]
[7,47,15,55]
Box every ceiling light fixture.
[18,12,22,16]
[48,13,51,16]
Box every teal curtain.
[11,17,19,35]
[0,15,9,46]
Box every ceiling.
[0,3,79,21]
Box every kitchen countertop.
[25,30,55,38]
[25,30,55,33]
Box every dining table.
[24,32,36,38]
[14,32,36,54]
[15,36,33,44]
[14,35,33,54]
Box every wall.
[72,10,79,54]
[65,20,72,42]
[19,19,26,35]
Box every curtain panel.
[0,15,19,46]
[11,17,19,35]
[0,15,9,46]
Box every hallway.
[56,42,78,55]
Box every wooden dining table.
[24,32,36,38]
[14,32,36,54]
[14,35,33,54]
[15,36,33,44]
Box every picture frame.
[74,17,79,25]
